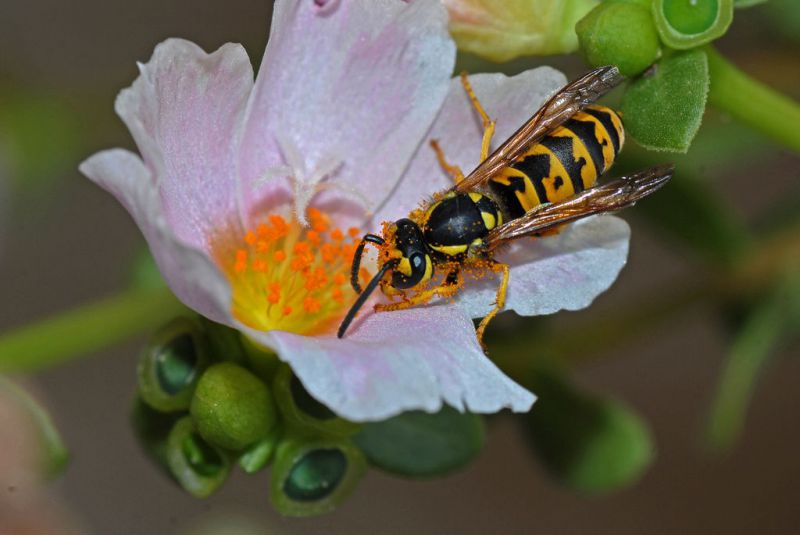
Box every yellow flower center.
[213,208,370,335]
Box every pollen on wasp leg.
[212,209,365,336]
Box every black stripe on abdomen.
[564,117,606,176]
[489,176,528,220]
[584,108,620,154]
[538,135,586,194]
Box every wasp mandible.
[338,66,674,343]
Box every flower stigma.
[213,208,370,335]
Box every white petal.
[374,66,567,223]
[243,305,534,422]
[115,38,254,250]
[456,215,631,318]
[79,149,233,324]
[238,0,455,223]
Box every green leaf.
[354,406,485,478]
[706,275,800,451]
[523,372,654,493]
[621,49,709,152]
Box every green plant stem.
[706,46,800,153]
[0,288,185,373]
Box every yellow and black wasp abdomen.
[489,104,625,219]
[422,192,503,261]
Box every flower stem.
[706,46,800,153]
[0,287,185,373]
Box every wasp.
[337,66,674,343]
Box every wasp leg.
[430,139,465,184]
[475,261,510,349]
[460,72,496,161]
[375,268,463,312]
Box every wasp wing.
[485,164,674,250]
[453,65,624,194]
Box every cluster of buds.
[132,317,365,516]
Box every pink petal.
[114,38,254,251]
[245,305,534,422]
[238,0,455,223]
[79,149,233,324]
[374,66,567,223]
[456,216,631,318]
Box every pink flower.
[80,0,629,421]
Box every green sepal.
[238,425,282,474]
[523,372,654,493]
[354,406,485,478]
[241,336,282,382]
[130,396,181,477]
[166,416,232,498]
[653,0,734,49]
[706,275,800,451]
[0,377,69,477]
[199,318,247,366]
[621,49,709,152]
[576,2,661,77]
[273,365,360,438]
[270,434,367,517]
[138,317,211,412]
[190,362,278,451]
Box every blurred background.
[0,0,798,533]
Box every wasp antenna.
[338,259,398,339]
[350,234,384,294]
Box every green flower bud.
[166,416,231,498]
[576,2,661,77]
[446,0,600,62]
[238,425,282,474]
[190,362,278,451]
[138,317,210,412]
[270,435,367,517]
[273,366,360,438]
[653,0,734,49]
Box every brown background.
[1,1,799,533]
